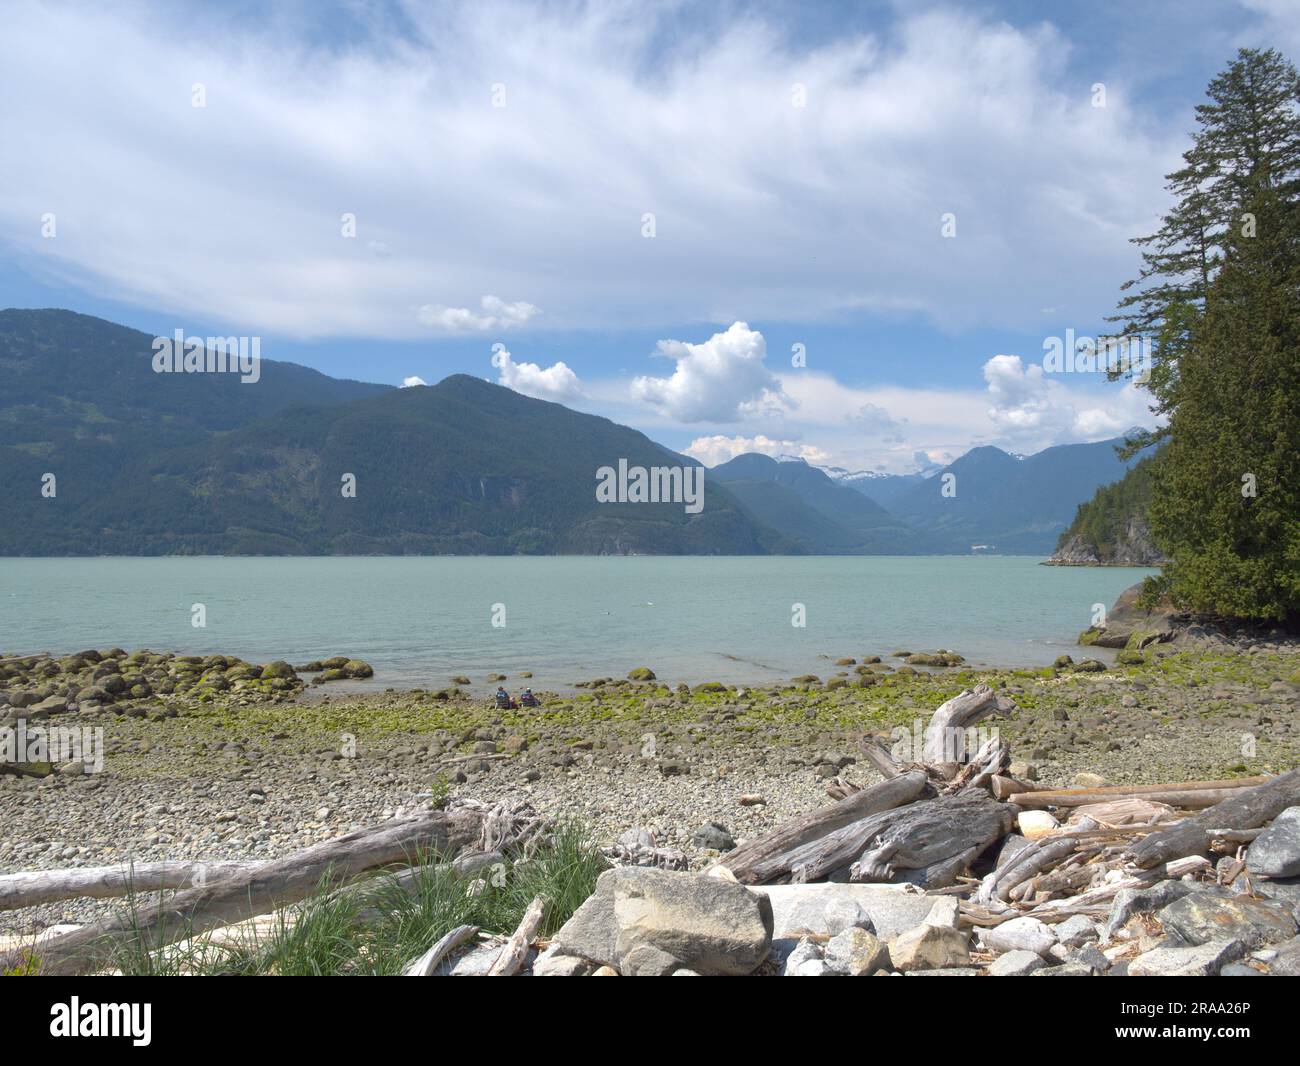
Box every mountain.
[863,438,1150,554]
[709,454,923,553]
[833,468,927,509]
[1046,454,1165,565]
[0,311,779,555]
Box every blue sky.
[3,0,1298,471]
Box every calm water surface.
[0,556,1155,691]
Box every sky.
[3,0,1298,473]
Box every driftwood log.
[1011,775,1272,809]
[721,770,928,883]
[846,792,1015,887]
[2,809,487,976]
[488,895,548,976]
[402,924,479,976]
[0,860,260,912]
[1126,768,1300,869]
[922,685,1012,766]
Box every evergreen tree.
[1111,49,1300,455]
[1147,177,1300,620]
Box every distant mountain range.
[0,309,1144,557]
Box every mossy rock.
[1077,628,1102,646]
[295,661,324,673]
[487,673,507,682]
[451,675,471,685]
[1053,654,1074,669]
[835,658,856,666]
[321,656,350,669]
[1116,649,1145,665]
[1073,659,1107,673]
[343,660,373,678]
[693,681,726,693]
[260,661,296,680]
[894,666,918,677]
[791,675,821,685]
[856,674,878,687]
[826,677,849,690]
[627,667,657,682]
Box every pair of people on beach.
[495,686,538,709]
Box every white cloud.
[684,434,833,467]
[631,322,790,423]
[982,353,1156,443]
[495,347,585,403]
[401,375,428,388]
[417,295,538,334]
[0,3,1187,337]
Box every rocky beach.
[3,595,1300,976]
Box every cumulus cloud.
[417,295,538,334]
[982,353,1156,443]
[401,376,428,388]
[684,435,833,467]
[494,347,585,403]
[631,322,791,423]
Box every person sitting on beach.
[494,686,513,709]
[519,688,539,707]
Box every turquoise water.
[0,556,1156,690]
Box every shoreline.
[3,635,1298,937]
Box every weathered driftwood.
[991,775,1033,800]
[942,736,1010,795]
[976,818,1100,903]
[857,736,903,779]
[922,685,1012,765]
[1012,775,1273,810]
[1126,768,1300,869]
[847,792,1014,888]
[721,770,928,883]
[488,895,547,976]
[402,924,480,976]
[0,860,261,912]
[2,809,487,976]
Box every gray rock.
[1055,914,1100,947]
[1220,963,1264,976]
[904,967,979,975]
[923,896,960,929]
[1159,892,1296,949]
[751,883,936,941]
[1246,806,1300,878]
[782,936,822,976]
[1103,879,1199,941]
[1268,935,1300,976]
[530,945,594,977]
[889,923,970,972]
[824,926,889,976]
[620,941,683,976]
[1129,938,1246,977]
[551,868,619,966]
[1066,944,1111,973]
[613,867,773,975]
[793,958,834,976]
[982,915,1057,957]
[987,949,1046,976]
[1032,962,1098,976]
[1251,875,1300,922]
[691,822,736,851]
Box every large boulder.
[750,883,938,941]
[888,924,970,972]
[1246,807,1300,879]
[1129,938,1246,977]
[551,868,773,976]
[613,868,773,975]
[1158,892,1296,949]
